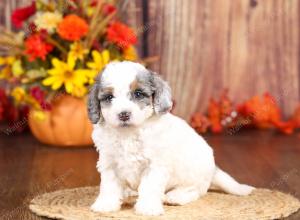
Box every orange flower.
[237,93,281,128]
[190,112,210,133]
[208,99,223,133]
[274,121,295,134]
[57,15,89,41]
[107,22,137,49]
[24,34,53,61]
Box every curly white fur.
[89,61,254,216]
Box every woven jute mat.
[29,186,300,220]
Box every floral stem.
[86,11,116,49]
[46,36,68,56]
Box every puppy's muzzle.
[118,111,131,122]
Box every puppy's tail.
[210,167,255,196]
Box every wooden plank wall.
[138,0,300,119]
[2,0,300,120]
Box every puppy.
[88,61,254,216]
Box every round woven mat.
[29,186,300,220]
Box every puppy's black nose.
[118,111,131,122]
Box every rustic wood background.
[2,0,300,120]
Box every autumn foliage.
[191,91,300,135]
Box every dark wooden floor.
[0,130,300,219]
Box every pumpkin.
[28,95,93,147]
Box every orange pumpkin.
[28,95,93,147]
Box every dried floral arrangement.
[190,91,300,135]
[0,0,138,121]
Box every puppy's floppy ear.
[87,75,103,124]
[150,71,173,114]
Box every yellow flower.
[25,95,41,109]
[43,55,92,95]
[87,50,110,71]
[12,59,24,76]
[11,87,26,103]
[0,66,11,79]
[87,50,111,83]
[34,11,62,33]
[86,6,95,17]
[123,46,138,61]
[69,42,89,61]
[71,85,88,97]
[0,56,16,79]
[0,56,15,65]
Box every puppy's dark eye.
[134,90,145,99]
[103,94,114,102]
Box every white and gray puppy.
[88,61,254,216]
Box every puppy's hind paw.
[90,199,121,213]
[235,184,255,196]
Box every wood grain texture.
[145,0,300,119]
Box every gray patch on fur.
[136,70,173,114]
[98,87,114,108]
[130,92,152,109]
[87,74,103,124]
[130,73,153,109]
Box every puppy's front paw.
[235,184,255,196]
[135,199,164,216]
[90,198,121,213]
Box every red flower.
[107,22,137,49]
[28,22,37,34]
[29,86,51,110]
[0,89,29,133]
[11,1,36,28]
[90,1,116,15]
[24,34,53,61]
[0,89,8,121]
[30,86,45,103]
[40,101,51,111]
[103,3,117,15]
